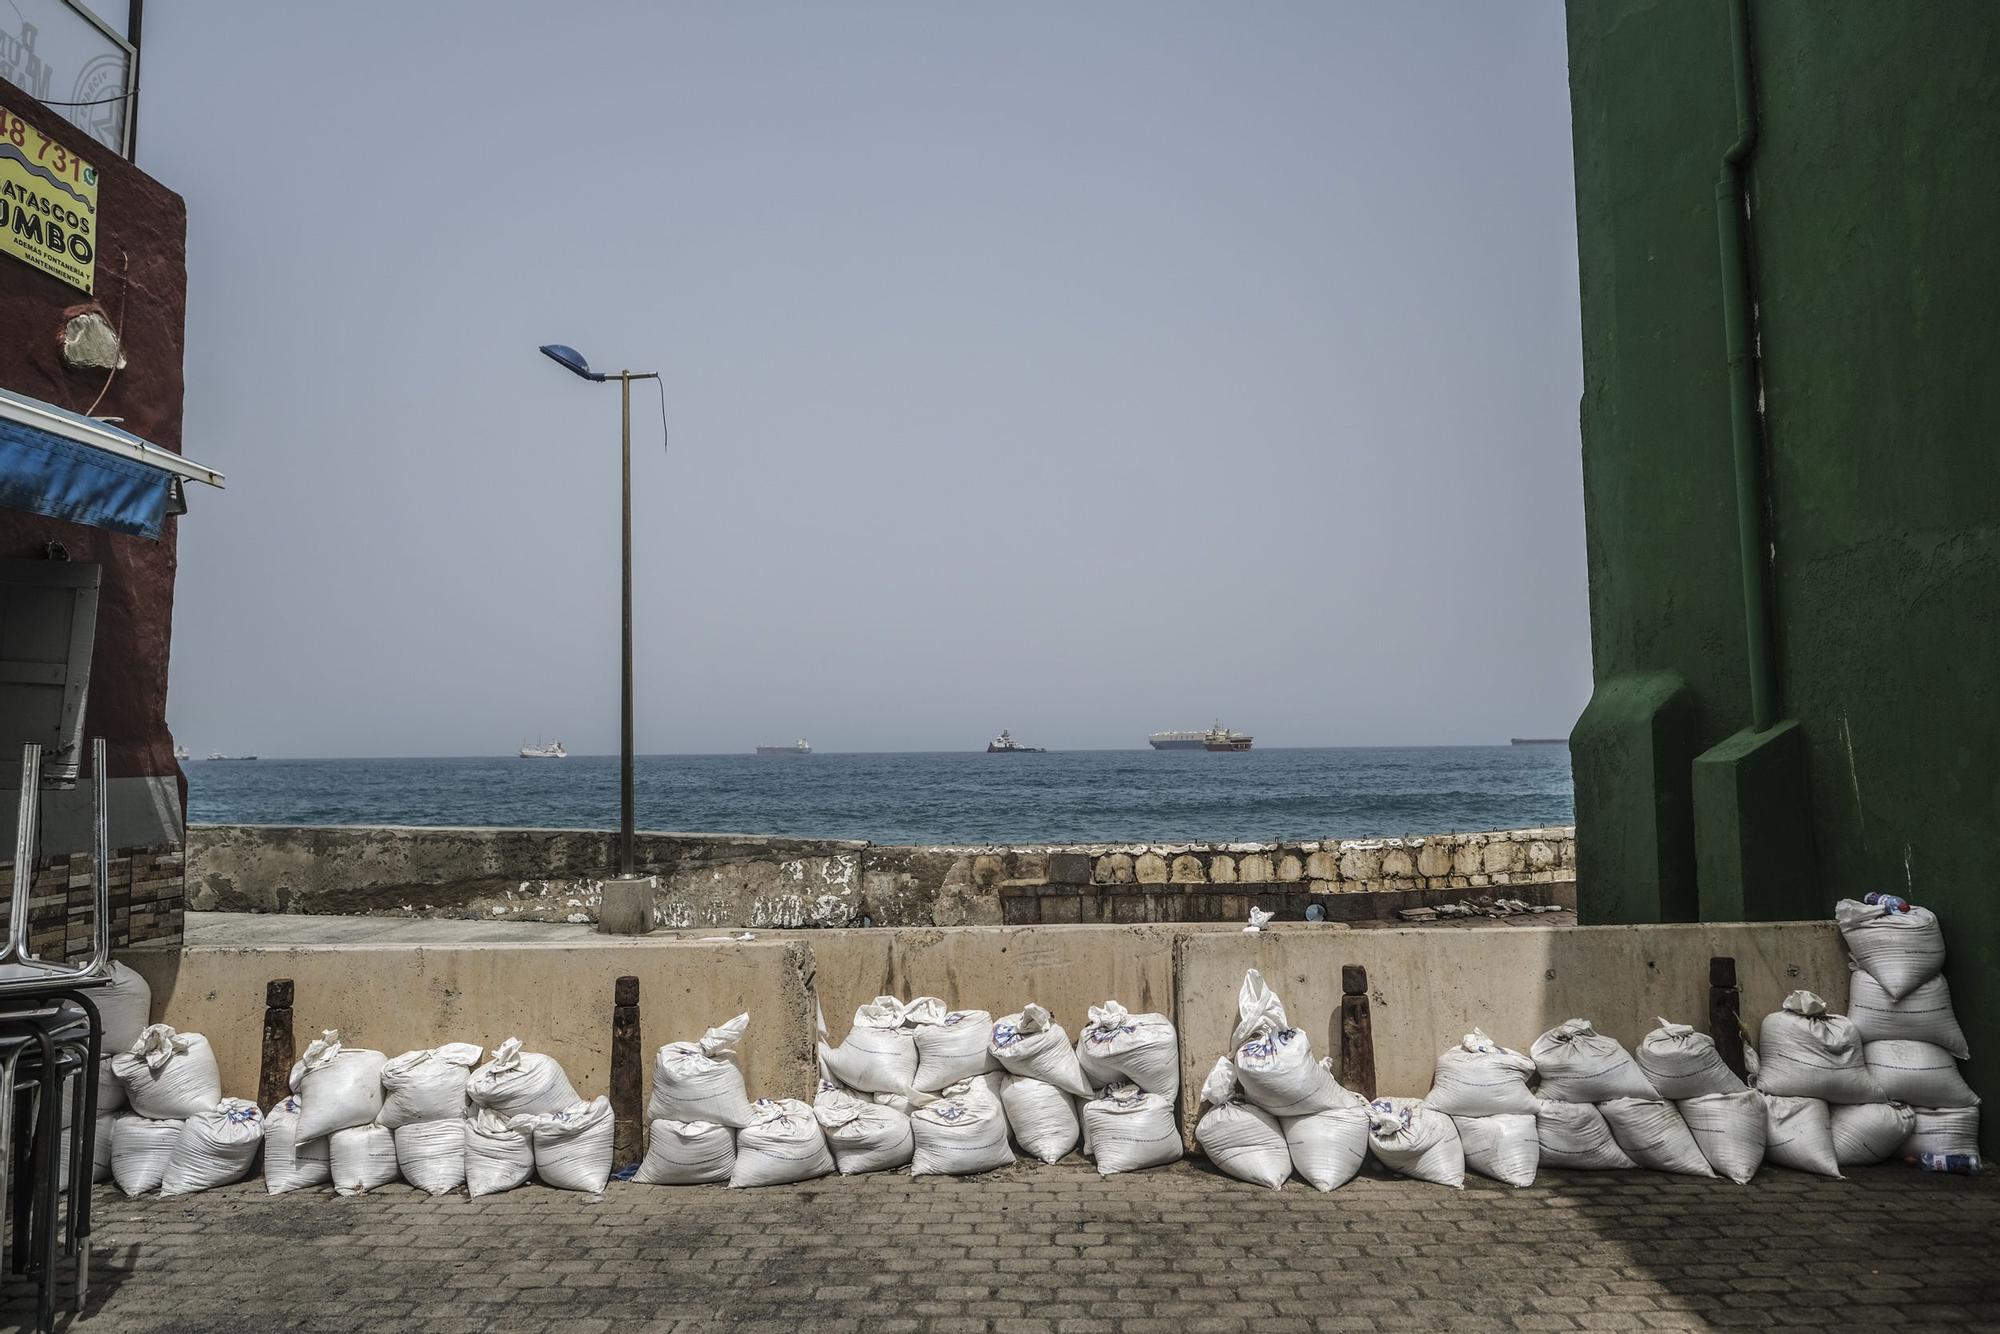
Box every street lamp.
[539,343,659,883]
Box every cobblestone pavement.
[3,1161,1995,1332]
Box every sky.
[132,1,1587,757]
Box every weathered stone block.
[1276,854,1304,882]
[1209,856,1237,884]
[1095,854,1135,885]
[1415,841,1454,878]
[1380,848,1415,879]
[1304,851,1337,882]
[1481,841,1522,875]
[1039,894,1082,924]
[1134,853,1169,884]
[1047,851,1091,885]
[1169,854,1205,884]
[1452,839,1485,876]
[1237,854,1273,882]
[1338,847,1382,881]
[1527,841,1556,870]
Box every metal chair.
[0,739,114,1330]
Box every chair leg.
[0,1053,16,1276]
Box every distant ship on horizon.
[1510,738,1567,746]
[987,729,1045,754]
[206,753,258,762]
[519,740,567,759]
[1150,722,1253,752]
[755,739,812,755]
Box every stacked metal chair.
[2,739,113,1333]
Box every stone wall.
[187,824,1576,930]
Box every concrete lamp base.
[597,875,658,936]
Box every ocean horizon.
[187,745,1575,846]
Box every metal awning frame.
[0,386,225,490]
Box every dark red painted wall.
[0,75,188,784]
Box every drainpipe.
[1715,0,1780,731]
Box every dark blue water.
[186,747,1573,844]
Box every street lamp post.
[538,343,658,894]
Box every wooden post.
[611,975,642,1168]
[258,979,294,1110]
[1709,956,1746,1081]
[1339,964,1376,1101]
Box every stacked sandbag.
[111,1113,183,1196]
[1637,1020,1747,1099]
[1754,992,1886,1104]
[291,1030,389,1143]
[818,998,920,1098]
[1284,1098,1370,1192]
[467,1037,581,1118]
[532,1096,616,1193]
[1193,1059,1290,1189]
[905,998,1000,1093]
[1534,1100,1635,1170]
[636,1117,737,1185]
[108,1023,223,1193]
[464,1108,536,1197]
[162,1100,264,1196]
[990,1004,1094,1098]
[1531,1020,1659,1103]
[380,1042,481,1194]
[814,1079,915,1174]
[1677,1091,1766,1183]
[330,1124,399,1195]
[910,1073,1013,1177]
[1829,1101,1916,1168]
[1229,971,1355,1117]
[1081,1082,1181,1176]
[1076,1000,1180,1102]
[1427,1028,1540,1188]
[1366,1098,1464,1189]
[1597,1098,1713,1177]
[1837,896,1978,1165]
[1761,1094,1842,1178]
[264,1095,331,1194]
[1637,1018,1760,1181]
[98,961,154,1054]
[731,1097,834,1187]
[650,1015,756,1128]
[998,1073,1079,1165]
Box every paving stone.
[1,1163,1995,1329]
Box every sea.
[187,746,1574,846]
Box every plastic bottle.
[1910,1152,1981,1174]
[1865,892,1912,913]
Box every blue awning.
[0,387,224,539]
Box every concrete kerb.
[1171,919,1848,1139]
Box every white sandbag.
[990,1003,1094,1099]
[96,1056,127,1120]
[1596,1097,1712,1176]
[292,1030,389,1143]
[817,998,920,1097]
[1861,1040,1979,1109]
[1229,971,1354,1117]
[97,960,153,1054]
[532,1096,615,1193]
[814,1081,915,1174]
[67,1111,116,1185]
[1836,898,1945,1000]
[466,1037,581,1118]
[731,1098,835,1187]
[1081,1083,1181,1176]
[1451,1113,1539,1187]
[464,1108,535,1197]
[1427,1030,1540,1117]
[1076,1001,1180,1100]
[1761,1094,1841,1178]
[162,1099,264,1196]
[111,1114,182,1196]
[112,1024,223,1120]
[1530,1020,1658,1103]
[635,1118,737,1185]
[649,1013,756,1128]
[1899,1105,1981,1159]
[1535,1099,1635,1170]
[330,1123,400,1195]
[910,1075,1013,1177]
[1755,992,1888,1104]
[999,1074,1079,1164]
[393,1118,467,1195]
[1637,1019,1747,1099]
[1193,1059,1290,1189]
[1284,1104,1370,1192]
[1830,1101,1916,1167]
[1677,1090,1766,1183]
[263,1096,330,1194]
[1846,968,1969,1059]
[906,1000,1000,1093]
[1366,1099,1463,1189]
[378,1042,482,1130]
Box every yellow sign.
[0,103,97,294]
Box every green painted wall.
[1566,0,2000,1136]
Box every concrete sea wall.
[187,823,1577,929]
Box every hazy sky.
[135,1,1586,757]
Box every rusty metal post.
[258,979,294,1110]
[1339,964,1376,1101]
[611,975,642,1167]
[1709,956,1746,1081]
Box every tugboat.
[986,729,1045,754]
[519,740,567,759]
[755,739,813,755]
[1202,722,1253,752]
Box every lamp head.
[539,343,607,382]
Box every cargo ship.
[518,740,567,759]
[755,739,812,755]
[986,729,1045,754]
[1150,722,1253,752]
